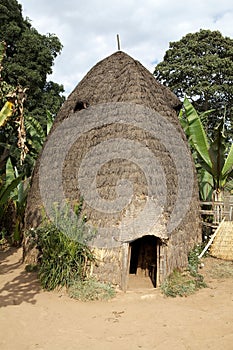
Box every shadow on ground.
[0,247,41,307]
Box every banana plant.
[0,174,22,209]
[196,167,213,201]
[25,115,46,154]
[0,158,22,224]
[0,157,29,243]
[0,99,15,127]
[12,165,29,243]
[25,110,54,160]
[179,97,233,199]
[0,41,15,127]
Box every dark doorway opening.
[129,235,158,287]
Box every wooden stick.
[117,34,121,51]
[198,217,225,259]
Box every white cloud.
[19,0,233,96]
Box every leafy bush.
[161,245,207,297]
[68,278,116,301]
[26,222,95,291]
[161,269,195,297]
[188,243,206,276]
[161,269,206,298]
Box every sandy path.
[0,247,233,350]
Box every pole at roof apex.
[117,34,121,51]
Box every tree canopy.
[0,0,65,121]
[0,0,65,176]
[0,1,66,240]
[154,29,233,139]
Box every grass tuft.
[161,245,207,297]
[68,278,116,301]
[160,269,206,297]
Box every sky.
[18,0,233,96]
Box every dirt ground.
[0,247,233,350]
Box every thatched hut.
[25,51,201,290]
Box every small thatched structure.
[210,221,233,260]
[25,51,201,290]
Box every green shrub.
[161,269,206,298]
[26,222,95,291]
[188,243,206,276]
[161,245,207,297]
[25,201,96,291]
[68,278,116,301]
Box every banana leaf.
[25,115,45,153]
[0,101,14,127]
[224,178,233,192]
[198,168,213,201]
[14,166,29,207]
[46,110,54,135]
[5,157,15,186]
[183,97,212,171]
[25,115,45,140]
[208,120,226,180]
[0,175,23,207]
[221,143,233,179]
[0,41,5,64]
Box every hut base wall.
[91,222,202,290]
[90,247,123,286]
[164,228,202,281]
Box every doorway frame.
[121,235,163,291]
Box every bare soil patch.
[1,247,233,350]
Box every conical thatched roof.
[25,51,201,261]
[54,51,181,128]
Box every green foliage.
[27,222,95,291]
[0,39,5,62]
[49,201,95,245]
[188,243,207,276]
[161,245,207,297]
[181,97,212,170]
[24,200,114,299]
[0,0,65,118]
[25,200,96,290]
[161,270,206,298]
[24,115,46,161]
[0,157,29,244]
[0,41,15,125]
[0,0,65,177]
[0,158,22,208]
[197,168,213,201]
[68,278,116,301]
[24,110,55,163]
[180,98,233,197]
[160,269,197,297]
[154,29,233,139]
[0,40,30,175]
[0,100,14,126]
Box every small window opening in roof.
[73,101,89,112]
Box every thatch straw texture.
[54,51,181,127]
[24,51,201,287]
[210,221,233,260]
